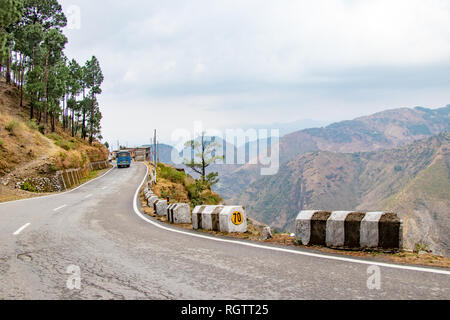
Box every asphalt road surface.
[0,163,449,300]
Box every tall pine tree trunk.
[43,54,49,133]
[20,55,25,107]
[62,95,66,130]
[6,51,11,84]
[89,96,95,144]
[82,110,86,139]
[30,100,34,120]
[81,87,86,139]
[51,112,55,132]
[71,108,75,137]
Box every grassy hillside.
[382,153,450,256]
[234,133,450,256]
[0,81,108,200]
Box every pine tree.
[84,56,103,144]
[0,0,22,80]
[3,0,105,144]
[41,28,67,132]
[184,133,223,186]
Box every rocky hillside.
[234,133,450,256]
[216,105,450,199]
[0,81,108,201]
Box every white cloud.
[60,0,450,146]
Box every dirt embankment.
[0,81,108,201]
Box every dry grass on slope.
[0,81,108,198]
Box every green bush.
[57,140,72,151]
[414,242,430,253]
[5,120,18,133]
[26,119,39,130]
[185,180,205,207]
[21,181,36,192]
[38,125,45,134]
[201,192,222,205]
[47,133,73,151]
[185,179,222,207]
[0,138,3,147]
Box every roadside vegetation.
[151,163,223,208]
[0,0,109,199]
[0,0,105,143]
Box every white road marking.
[0,167,114,206]
[53,205,67,212]
[13,223,31,236]
[133,164,450,276]
[84,194,92,199]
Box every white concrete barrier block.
[202,206,221,230]
[192,205,223,230]
[295,210,320,245]
[193,206,207,229]
[168,203,192,224]
[219,206,247,233]
[360,212,384,248]
[154,199,168,216]
[147,196,158,207]
[326,211,354,247]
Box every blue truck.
[117,151,131,168]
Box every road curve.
[0,163,449,300]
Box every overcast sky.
[60,0,450,147]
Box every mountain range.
[216,105,450,199]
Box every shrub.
[414,242,430,253]
[47,133,73,151]
[21,181,36,192]
[47,163,59,173]
[185,180,208,207]
[185,180,222,207]
[26,119,39,131]
[201,190,222,205]
[57,140,72,151]
[5,120,19,133]
[0,138,3,147]
[38,125,45,134]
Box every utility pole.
[153,129,157,184]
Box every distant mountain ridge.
[280,105,450,162]
[216,105,450,199]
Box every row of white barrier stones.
[296,210,403,250]
[142,186,248,233]
[143,188,167,216]
[143,186,401,248]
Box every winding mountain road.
[0,163,449,300]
